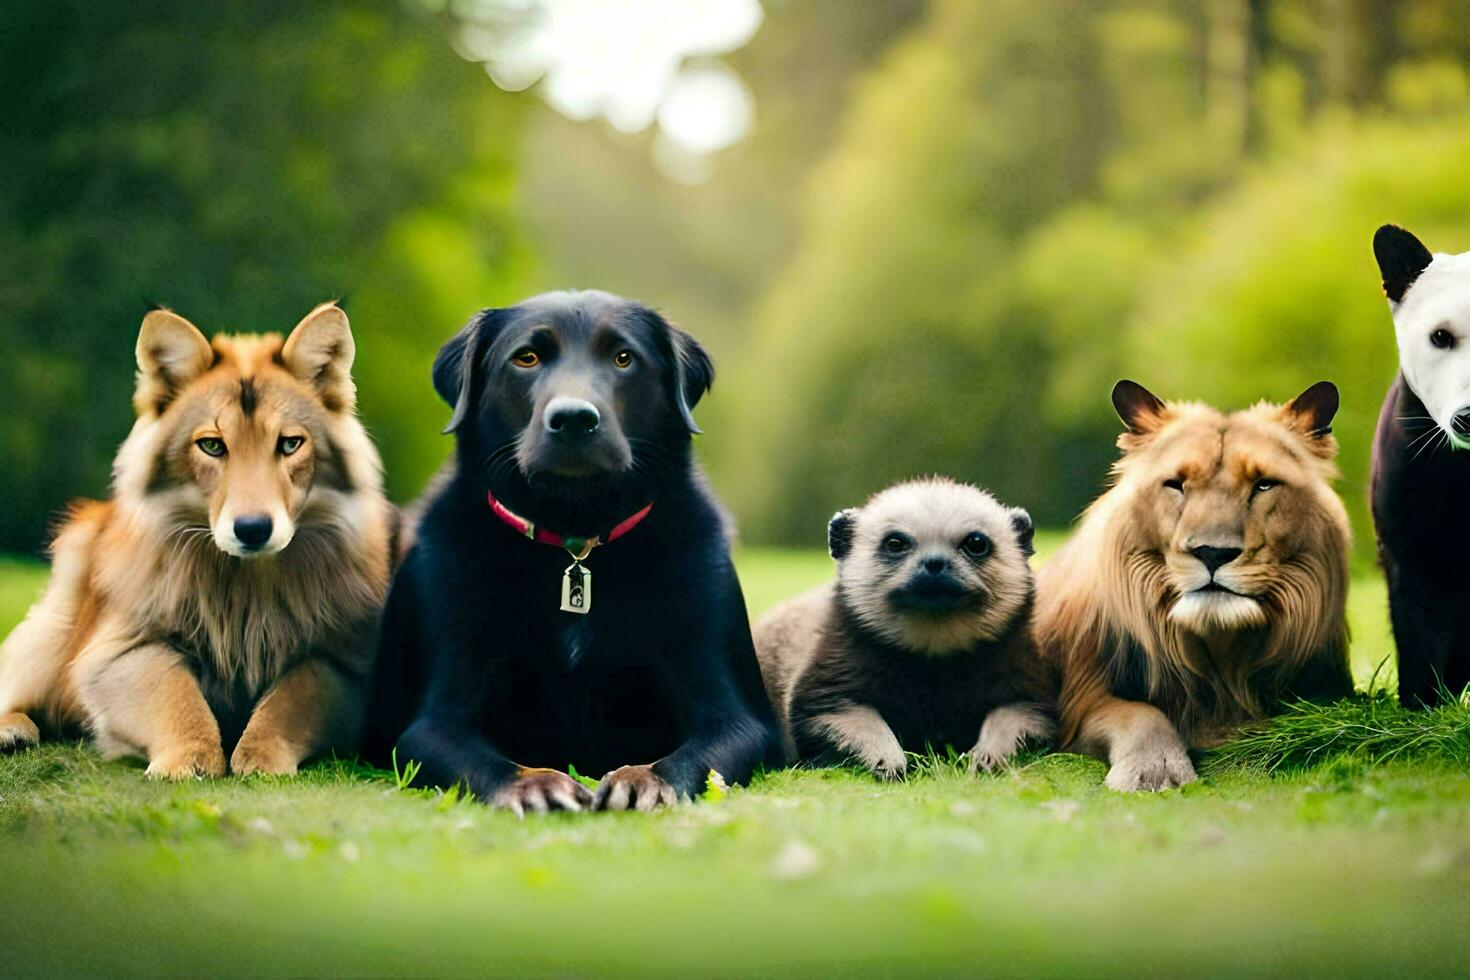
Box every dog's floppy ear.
[1009,508,1035,558]
[135,308,213,416]
[1374,224,1433,305]
[646,308,713,435]
[1111,380,1168,436]
[828,509,858,561]
[282,303,355,412]
[433,309,504,435]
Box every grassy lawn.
[2,544,1468,976]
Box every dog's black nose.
[545,398,600,440]
[921,556,948,575]
[1191,545,1242,574]
[234,515,274,550]
[1454,409,1470,436]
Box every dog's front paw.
[0,712,40,753]
[230,734,300,777]
[867,747,908,782]
[146,740,227,780]
[594,765,680,812]
[1105,739,1197,792]
[492,768,594,817]
[967,703,1053,774]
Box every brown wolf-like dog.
[0,304,396,778]
[1035,381,1353,792]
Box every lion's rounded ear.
[283,303,355,412]
[828,509,858,561]
[1111,380,1168,435]
[1284,380,1339,448]
[135,309,212,416]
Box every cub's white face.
[1380,229,1470,448]
[831,478,1034,655]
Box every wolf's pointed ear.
[282,303,356,412]
[1111,380,1168,436]
[135,309,213,416]
[828,509,858,561]
[1283,381,1339,452]
[433,309,503,435]
[1374,224,1433,305]
[1009,508,1035,557]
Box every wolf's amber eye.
[1163,477,1184,492]
[1253,477,1280,494]
[511,349,541,368]
[195,437,226,458]
[960,532,992,558]
[278,436,305,456]
[614,350,634,369]
[1431,328,1457,350]
[881,533,912,555]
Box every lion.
[1035,380,1354,791]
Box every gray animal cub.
[753,477,1055,779]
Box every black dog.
[368,291,780,813]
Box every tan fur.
[753,583,834,761]
[1036,388,1352,790]
[0,304,394,778]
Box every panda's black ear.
[1374,224,1433,304]
[828,509,858,561]
[1009,509,1035,557]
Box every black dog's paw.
[594,765,680,812]
[491,767,594,818]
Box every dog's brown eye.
[614,350,633,369]
[196,437,226,458]
[882,534,912,555]
[960,532,992,558]
[278,435,305,456]
[1431,327,1456,350]
[511,349,540,368]
[1163,477,1184,492]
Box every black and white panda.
[1372,224,1470,707]
[753,477,1056,779]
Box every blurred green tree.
[0,0,531,553]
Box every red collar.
[486,489,653,559]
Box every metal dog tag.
[561,560,592,614]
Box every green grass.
[2,547,1469,976]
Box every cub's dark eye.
[881,533,912,555]
[1253,477,1280,494]
[960,532,992,558]
[511,348,541,368]
[278,435,305,456]
[195,437,226,458]
[1431,328,1457,350]
[1163,478,1184,492]
[613,350,634,369]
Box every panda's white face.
[1386,243,1470,449]
[830,478,1035,655]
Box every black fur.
[827,509,856,560]
[367,291,779,799]
[1371,374,1470,707]
[1374,224,1434,303]
[789,594,1054,760]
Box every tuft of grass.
[1205,691,1470,775]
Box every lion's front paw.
[1105,740,1197,792]
[231,734,301,777]
[0,712,40,753]
[146,740,227,780]
[594,765,680,812]
[492,768,594,817]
